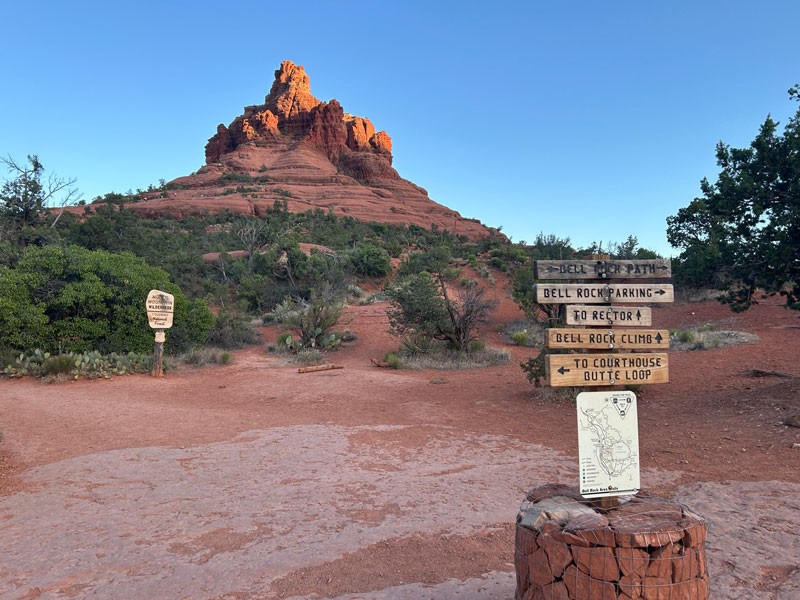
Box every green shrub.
[383,351,400,369]
[205,312,261,349]
[278,295,343,350]
[42,354,75,376]
[0,245,212,354]
[678,330,695,343]
[496,323,505,333]
[469,340,485,352]
[350,243,391,277]
[221,352,231,364]
[697,323,715,332]
[512,331,528,346]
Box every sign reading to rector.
[535,259,671,280]
[146,290,175,329]
[546,353,669,387]
[577,391,640,497]
[534,283,674,304]
[565,305,652,326]
[546,328,669,350]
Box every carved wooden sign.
[146,290,174,329]
[565,305,652,326]
[547,328,669,350]
[534,284,674,304]
[546,353,669,387]
[535,259,672,280]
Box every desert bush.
[221,352,231,364]
[278,295,344,349]
[359,290,390,305]
[383,351,401,369]
[387,272,496,353]
[512,331,528,346]
[41,354,75,376]
[349,243,391,277]
[0,245,212,354]
[2,349,152,379]
[205,312,261,349]
[397,344,509,370]
[294,349,324,364]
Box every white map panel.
[577,391,640,498]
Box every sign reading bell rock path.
[577,391,640,497]
[534,283,674,304]
[146,290,175,329]
[535,259,671,280]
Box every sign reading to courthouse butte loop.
[535,259,671,280]
[547,328,669,350]
[566,305,652,326]
[546,353,669,387]
[534,283,674,304]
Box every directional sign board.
[547,328,669,350]
[534,284,673,304]
[535,259,671,280]
[546,353,669,387]
[577,391,640,498]
[565,305,652,326]
[146,289,175,329]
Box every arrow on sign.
[636,310,642,319]
[654,289,667,295]
[557,366,570,375]
[655,332,663,343]
[658,265,669,271]
[546,266,558,272]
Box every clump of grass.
[469,340,486,352]
[181,348,224,366]
[496,323,505,333]
[221,352,231,365]
[294,349,324,365]
[359,290,390,305]
[512,331,528,346]
[383,351,401,369]
[41,354,75,376]
[397,344,510,370]
[678,330,695,343]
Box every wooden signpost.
[546,353,669,386]
[146,290,174,377]
[534,283,674,304]
[534,256,674,506]
[535,259,671,279]
[546,328,669,350]
[565,305,652,326]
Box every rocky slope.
[110,61,493,239]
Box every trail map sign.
[146,290,174,329]
[565,305,652,326]
[546,353,669,386]
[535,259,671,280]
[546,328,669,350]
[534,284,674,304]
[577,391,640,498]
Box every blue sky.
[2,1,798,256]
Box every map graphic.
[577,391,640,498]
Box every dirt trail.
[0,293,798,599]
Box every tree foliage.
[0,245,212,353]
[668,85,800,311]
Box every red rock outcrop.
[94,60,497,240]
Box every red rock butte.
[97,61,495,239]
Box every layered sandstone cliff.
[102,61,494,239]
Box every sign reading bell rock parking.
[577,391,640,498]
[146,290,175,329]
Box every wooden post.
[152,329,164,377]
[588,254,619,509]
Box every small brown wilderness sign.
[566,305,652,326]
[535,259,672,280]
[534,284,674,304]
[546,328,669,350]
[146,289,174,329]
[546,353,669,387]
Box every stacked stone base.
[515,485,708,600]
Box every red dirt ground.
[0,280,798,599]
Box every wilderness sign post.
[534,256,674,505]
[146,289,174,377]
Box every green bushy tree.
[667,85,800,311]
[0,245,212,353]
